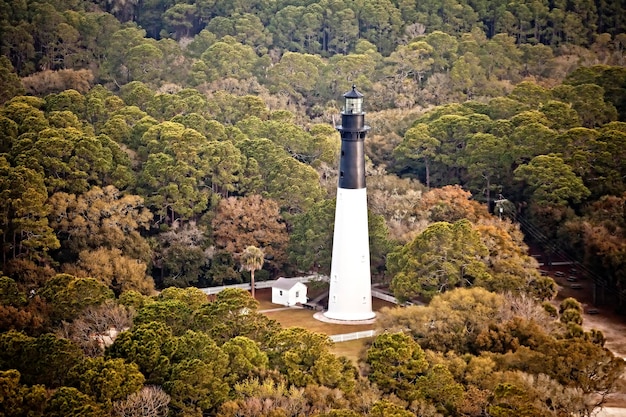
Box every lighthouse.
[324,85,375,321]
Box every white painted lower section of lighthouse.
[324,187,376,321]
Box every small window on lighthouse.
[362,296,366,304]
[340,171,344,178]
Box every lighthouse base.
[316,311,376,324]
[325,187,375,322]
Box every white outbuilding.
[271,278,308,307]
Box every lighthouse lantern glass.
[345,97,362,114]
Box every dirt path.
[580,306,626,411]
[550,270,626,412]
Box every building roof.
[272,278,307,291]
[344,84,364,98]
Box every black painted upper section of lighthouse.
[336,86,370,189]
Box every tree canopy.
[1,0,626,415]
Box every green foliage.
[136,121,215,222]
[191,288,279,344]
[0,276,27,306]
[289,198,393,276]
[0,331,84,388]
[474,220,555,299]
[527,276,558,302]
[222,336,269,385]
[134,299,194,336]
[474,316,553,354]
[118,289,152,311]
[498,338,625,403]
[158,286,208,310]
[417,364,464,413]
[393,123,440,188]
[318,410,361,417]
[266,52,326,105]
[154,224,212,288]
[488,382,549,417]
[368,211,395,276]
[377,287,505,353]
[514,154,591,207]
[237,138,325,213]
[45,386,104,417]
[205,251,240,286]
[365,332,428,401]
[197,38,261,83]
[370,400,415,417]
[39,274,114,323]
[0,57,25,104]
[388,220,490,301]
[165,358,229,415]
[106,321,177,385]
[287,198,337,274]
[0,369,48,417]
[267,327,354,390]
[462,132,513,203]
[2,3,626,415]
[66,357,144,410]
[240,245,264,298]
[0,158,59,262]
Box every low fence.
[329,330,377,343]
[199,278,398,344]
[371,289,398,304]
[199,274,327,295]
[200,282,251,295]
[201,280,399,305]
[199,276,399,305]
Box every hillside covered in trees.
[1,0,626,415]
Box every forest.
[1,0,626,415]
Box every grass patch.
[330,338,373,364]
[254,288,398,314]
[263,308,375,335]
[256,298,281,310]
[253,288,282,310]
[251,288,400,364]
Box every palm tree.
[240,245,265,299]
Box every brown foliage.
[414,185,490,224]
[217,379,352,417]
[499,292,556,331]
[113,386,170,417]
[212,195,288,274]
[367,168,426,244]
[58,299,135,356]
[0,301,49,334]
[49,185,153,262]
[4,258,56,291]
[475,317,553,354]
[21,69,94,96]
[474,220,555,299]
[65,247,155,295]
